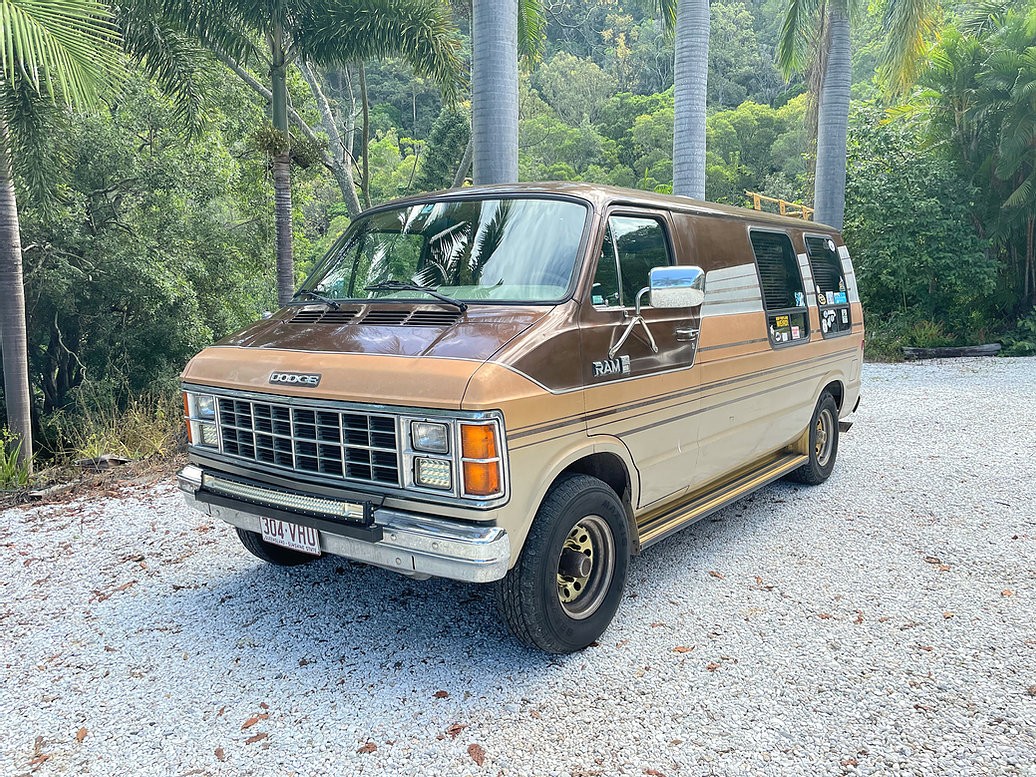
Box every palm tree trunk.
[813,3,851,230]
[0,116,33,473]
[471,0,519,184]
[270,22,295,307]
[672,0,709,199]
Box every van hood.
[217,304,550,360]
[181,304,552,409]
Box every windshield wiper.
[364,281,468,312]
[292,289,341,310]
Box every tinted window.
[750,230,809,345]
[591,216,671,308]
[805,235,852,337]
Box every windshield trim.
[291,193,595,308]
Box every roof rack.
[745,191,814,220]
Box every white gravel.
[2,358,1035,776]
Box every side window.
[805,235,852,337]
[591,216,672,308]
[750,230,810,346]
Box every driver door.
[579,210,702,508]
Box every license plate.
[259,517,321,556]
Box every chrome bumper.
[177,465,510,583]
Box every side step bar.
[637,453,809,548]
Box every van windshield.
[297,197,590,304]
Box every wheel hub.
[555,514,616,620]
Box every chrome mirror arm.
[609,288,658,358]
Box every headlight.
[411,421,449,454]
[414,457,452,489]
[183,391,219,449]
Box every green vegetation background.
[10,0,1036,464]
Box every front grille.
[216,397,400,486]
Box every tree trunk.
[472,0,519,184]
[453,134,474,188]
[272,151,294,307]
[298,62,364,217]
[672,0,710,199]
[359,62,372,209]
[270,22,295,307]
[813,3,851,230]
[0,116,33,474]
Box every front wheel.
[494,474,630,653]
[235,528,319,567]
[788,392,840,485]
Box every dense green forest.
[2,0,1035,472]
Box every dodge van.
[178,183,863,653]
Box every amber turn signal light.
[460,423,502,497]
[463,461,500,496]
[461,423,497,460]
[182,392,193,444]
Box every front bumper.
[177,465,510,583]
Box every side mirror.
[649,265,706,308]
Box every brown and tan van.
[179,182,863,653]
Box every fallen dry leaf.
[854,611,864,624]
[644,769,667,777]
[28,755,50,767]
[938,564,951,572]
[357,742,377,754]
[433,690,449,699]
[1002,589,1014,597]
[244,732,268,745]
[650,622,665,628]
[672,646,694,654]
[75,727,87,743]
[918,645,934,652]
[216,706,226,717]
[241,713,269,730]
[924,556,942,565]
[468,743,486,766]
[840,758,859,767]
[818,613,833,620]
[259,702,269,710]
[1027,686,1036,697]
[706,662,721,672]
[446,723,468,739]
[708,570,724,579]
[214,747,225,762]
[943,611,955,619]
[530,709,541,719]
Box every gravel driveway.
[2,359,1035,776]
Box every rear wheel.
[788,392,839,485]
[235,528,319,566]
[494,474,630,653]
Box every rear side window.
[805,235,852,337]
[591,216,672,308]
[749,230,809,346]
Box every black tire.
[235,527,319,567]
[787,392,840,485]
[494,474,630,654]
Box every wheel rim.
[556,515,615,620]
[815,406,835,467]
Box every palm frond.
[645,0,676,35]
[116,3,212,133]
[958,0,1011,37]
[517,0,545,68]
[878,0,941,95]
[297,0,464,99]
[0,0,121,106]
[776,0,821,77]
[0,79,66,203]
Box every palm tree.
[0,0,123,473]
[778,0,938,229]
[672,0,707,198]
[163,0,462,305]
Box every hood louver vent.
[405,310,462,327]
[361,310,411,326]
[291,309,358,325]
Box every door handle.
[675,327,700,343]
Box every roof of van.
[375,181,839,233]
